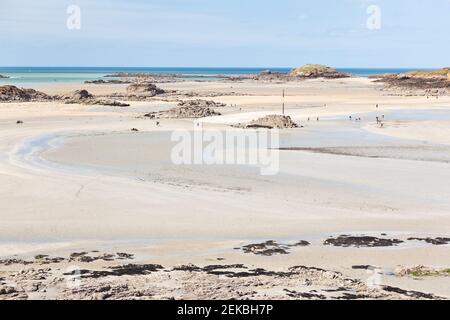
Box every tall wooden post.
[282,89,285,115]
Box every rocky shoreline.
[0,85,53,102]
[254,64,351,81]
[1,235,448,300]
[0,85,129,106]
[58,90,130,107]
[372,68,450,96]
[81,65,351,86]
[1,261,442,300]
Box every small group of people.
[376,115,385,128]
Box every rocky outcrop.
[0,86,129,106]
[86,99,130,107]
[177,99,226,108]
[58,90,130,107]
[61,89,94,101]
[253,70,291,81]
[372,68,450,96]
[244,115,298,129]
[104,73,180,84]
[84,79,131,84]
[144,106,221,119]
[289,64,350,79]
[127,83,165,97]
[0,85,52,102]
[0,74,10,79]
[254,65,350,81]
[105,73,175,79]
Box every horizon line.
[0,66,439,70]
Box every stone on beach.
[59,89,130,107]
[0,85,52,102]
[126,83,165,97]
[245,114,298,129]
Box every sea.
[0,67,424,85]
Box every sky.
[0,0,449,68]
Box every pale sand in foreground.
[1,78,450,299]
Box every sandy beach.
[1,76,450,300]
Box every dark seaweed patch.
[239,240,310,256]
[324,235,403,248]
[407,237,450,246]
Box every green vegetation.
[293,64,335,73]
[405,67,450,79]
[400,266,450,277]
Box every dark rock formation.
[106,72,175,79]
[372,68,450,96]
[407,237,450,246]
[84,79,131,84]
[254,65,350,81]
[127,83,165,97]
[324,235,404,248]
[144,106,221,119]
[253,70,290,81]
[0,74,10,79]
[177,99,226,108]
[0,85,52,102]
[58,90,130,107]
[238,240,310,256]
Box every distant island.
[254,64,351,81]
[372,67,450,96]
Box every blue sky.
[0,0,449,67]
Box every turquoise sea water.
[0,67,424,85]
